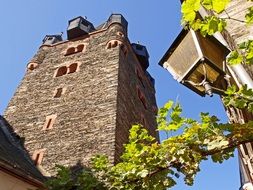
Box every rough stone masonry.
[4,15,158,176]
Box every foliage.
[181,0,229,36]
[44,1,253,190]
[44,165,106,190]
[46,101,253,190]
[181,0,253,65]
[223,85,253,112]
[182,0,253,112]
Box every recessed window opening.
[65,47,76,56]
[54,88,63,98]
[29,64,35,70]
[68,63,78,74]
[34,153,40,165]
[43,114,57,130]
[107,42,112,49]
[112,41,118,48]
[27,62,39,71]
[32,149,46,166]
[76,44,85,52]
[46,119,52,129]
[55,66,67,77]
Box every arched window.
[76,44,85,52]
[65,47,76,56]
[111,40,118,48]
[106,42,112,49]
[55,66,67,77]
[68,63,78,74]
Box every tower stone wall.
[4,17,158,175]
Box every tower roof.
[0,116,45,184]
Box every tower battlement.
[4,14,158,175]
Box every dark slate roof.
[95,22,108,30]
[0,116,45,183]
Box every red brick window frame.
[68,63,78,74]
[54,63,81,77]
[137,87,147,109]
[65,44,87,56]
[53,87,66,98]
[55,66,68,77]
[65,47,76,56]
[27,62,39,71]
[32,149,46,165]
[76,44,85,53]
[43,114,57,130]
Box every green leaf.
[227,51,243,65]
[225,85,237,95]
[200,16,226,36]
[201,0,230,13]
[212,0,230,14]
[246,6,253,25]
[164,101,174,110]
[202,0,213,10]
[181,0,200,23]
[248,102,253,112]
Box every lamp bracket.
[183,63,207,87]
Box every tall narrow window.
[55,66,67,77]
[32,149,46,166]
[46,118,52,129]
[43,114,57,130]
[68,63,78,74]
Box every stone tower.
[4,14,158,175]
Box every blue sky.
[0,0,240,189]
